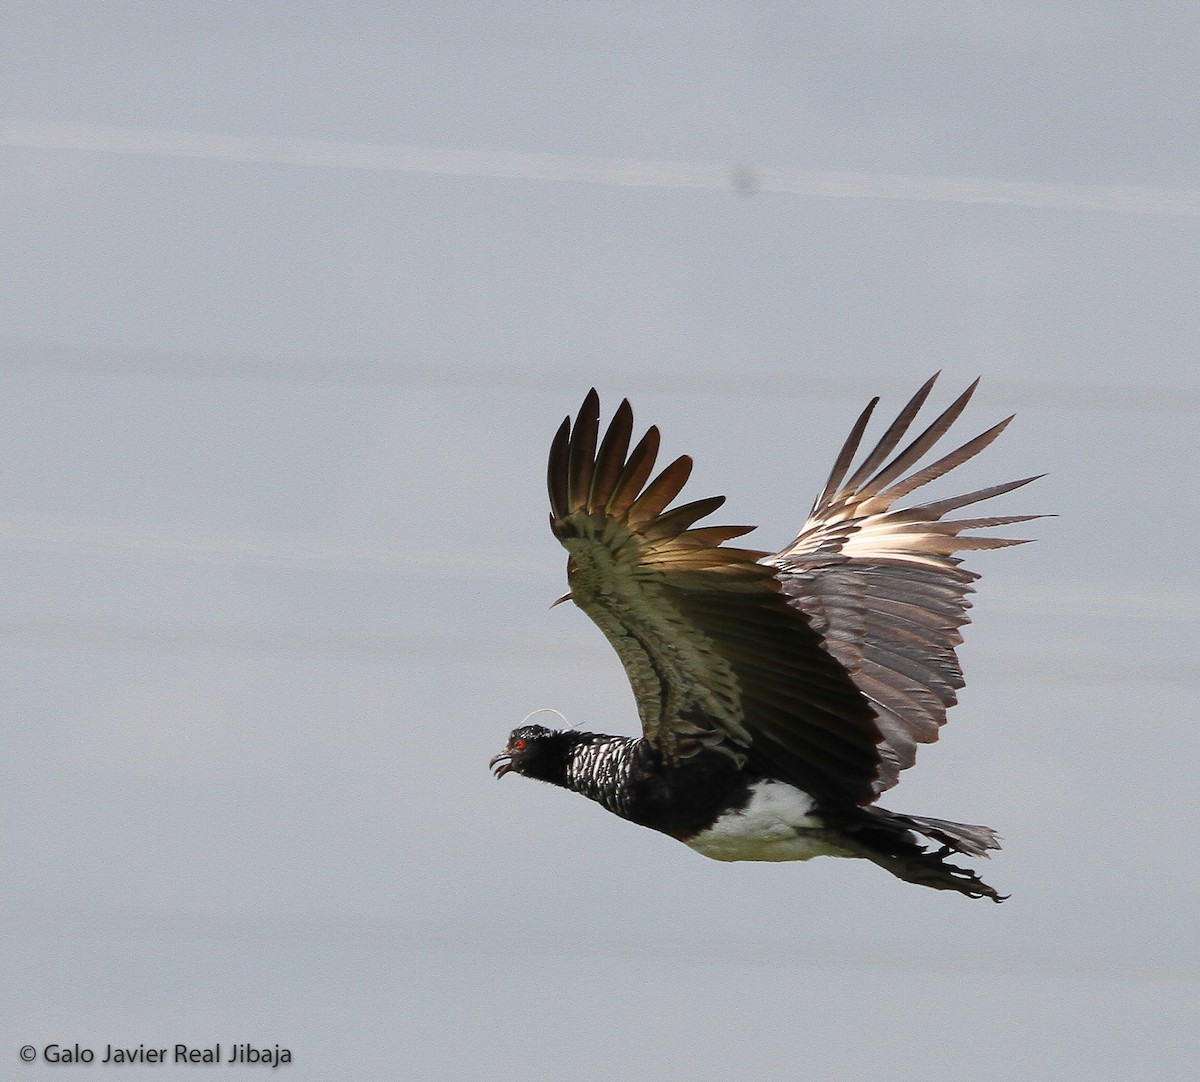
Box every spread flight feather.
[547,377,1041,805]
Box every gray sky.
[2,5,1198,1080]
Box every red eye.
[514,740,527,750]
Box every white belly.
[686,780,848,863]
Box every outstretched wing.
[769,374,1043,795]
[548,389,884,805]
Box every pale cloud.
[4,121,1199,217]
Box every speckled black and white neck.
[561,733,642,820]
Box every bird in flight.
[491,376,1041,900]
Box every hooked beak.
[489,751,513,779]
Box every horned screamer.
[491,376,1042,900]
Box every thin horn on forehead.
[518,707,574,729]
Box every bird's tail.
[850,807,1008,902]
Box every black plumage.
[491,377,1043,901]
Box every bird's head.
[489,723,562,781]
